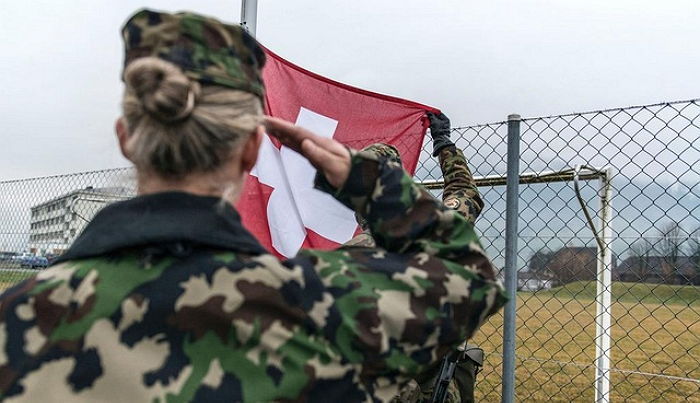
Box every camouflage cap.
[360,143,403,165]
[122,9,266,100]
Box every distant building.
[527,246,617,286]
[615,256,698,285]
[517,270,554,291]
[28,187,132,255]
[548,247,598,286]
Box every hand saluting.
[263,116,352,189]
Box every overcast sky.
[1,0,699,179]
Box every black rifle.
[429,344,484,403]
[430,349,463,403]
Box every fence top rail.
[519,98,700,122]
[450,98,700,131]
[452,121,508,131]
[0,167,133,185]
[419,166,606,189]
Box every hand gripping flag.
[237,48,439,258]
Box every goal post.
[419,165,614,403]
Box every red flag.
[237,47,438,258]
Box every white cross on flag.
[236,48,438,258]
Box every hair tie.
[166,86,196,122]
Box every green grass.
[472,282,700,402]
[0,268,38,287]
[536,281,700,306]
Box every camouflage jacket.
[0,152,505,402]
[346,144,483,248]
[438,145,483,225]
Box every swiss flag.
[236,47,438,258]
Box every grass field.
[0,268,37,290]
[0,272,697,401]
[472,281,700,402]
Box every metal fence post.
[240,0,258,35]
[502,114,521,403]
[595,167,614,403]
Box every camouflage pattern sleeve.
[309,150,506,389]
[317,148,496,274]
[343,231,377,248]
[439,145,484,224]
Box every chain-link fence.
[0,169,135,284]
[1,99,699,401]
[416,99,700,401]
[513,101,699,402]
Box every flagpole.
[240,0,258,36]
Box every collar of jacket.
[54,191,267,264]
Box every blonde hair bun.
[124,57,199,123]
[121,57,262,179]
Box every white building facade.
[28,187,132,255]
[517,270,554,291]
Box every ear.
[240,125,264,172]
[115,118,132,161]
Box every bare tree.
[689,226,700,284]
[545,247,597,286]
[528,248,553,276]
[629,239,653,282]
[656,221,686,284]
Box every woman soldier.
[0,9,506,402]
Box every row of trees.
[528,247,598,286]
[629,222,700,284]
[529,222,700,286]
